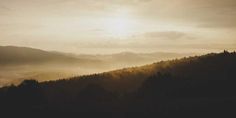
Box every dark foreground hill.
[0,51,236,117]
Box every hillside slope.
[0,51,236,117]
[42,51,236,93]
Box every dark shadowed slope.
[40,51,236,95]
[0,51,236,117]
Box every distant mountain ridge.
[0,46,100,65]
[0,45,195,66]
[0,46,75,64]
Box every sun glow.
[104,10,134,38]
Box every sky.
[0,0,236,54]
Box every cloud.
[190,0,236,28]
[0,0,235,54]
[182,0,236,28]
[89,28,104,32]
[143,31,187,40]
[0,5,11,14]
[132,0,236,29]
[0,5,10,10]
[3,0,235,30]
[198,21,236,29]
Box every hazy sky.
[0,0,236,54]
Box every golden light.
[103,10,134,38]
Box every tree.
[17,80,45,106]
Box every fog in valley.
[0,46,195,86]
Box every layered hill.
[0,51,236,117]
[0,46,101,65]
[0,46,193,86]
[41,51,236,93]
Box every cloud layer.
[0,0,235,54]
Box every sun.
[103,10,133,38]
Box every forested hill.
[42,51,236,93]
[0,51,236,117]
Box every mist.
[0,46,195,86]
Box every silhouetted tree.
[75,83,115,112]
[0,52,236,117]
